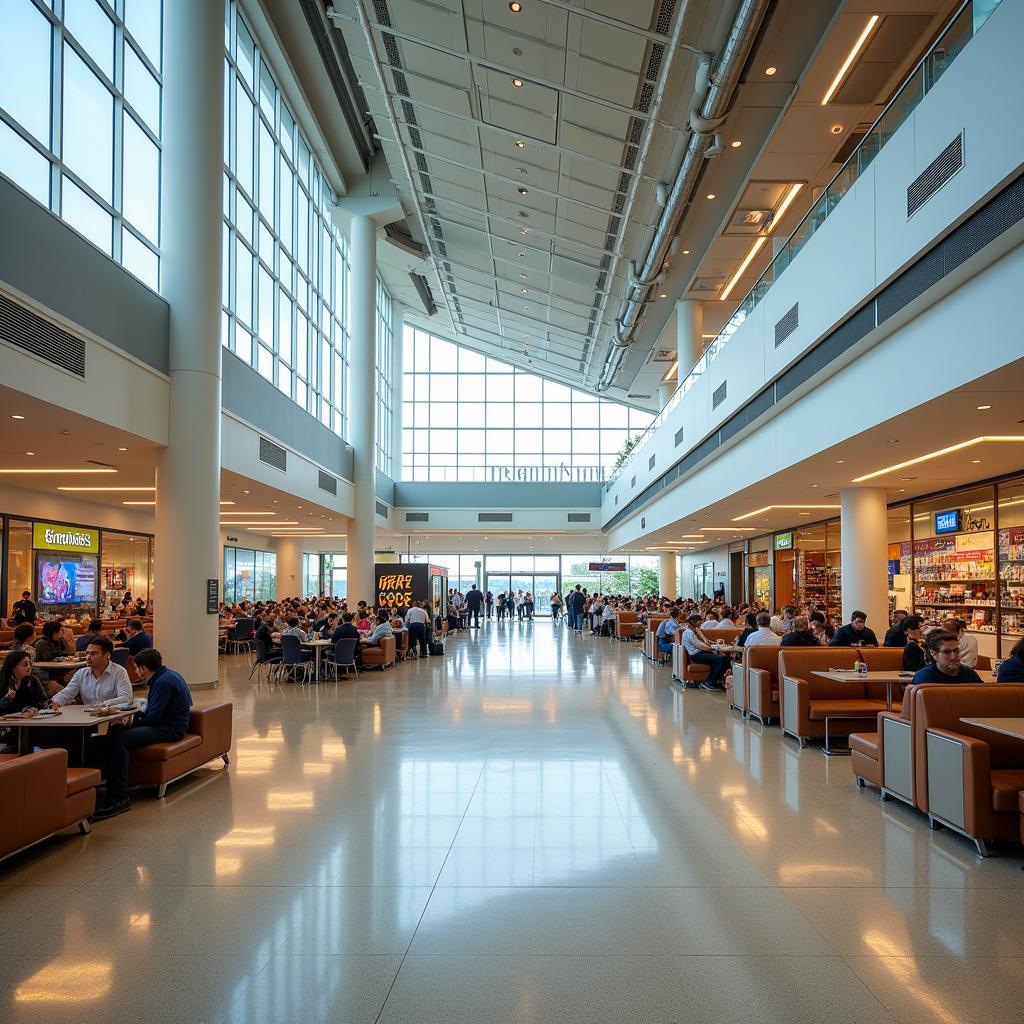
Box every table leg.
[18,728,32,755]
[314,645,322,683]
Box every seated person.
[123,618,153,657]
[884,610,909,647]
[911,632,983,684]
[93,648,193,820]
[8,622,36,659]
[743,612,779,647]
[76,619,105,651]
[33,619,68,662]
[680,613,731,692]
[51,636,132,708]
[253,616,281,657]
[331,612,362,644]
[0,651,50,748]
[736,613,758,647]
[280,617,308,642]
[700,610,720,630]
[997,637,1024,682]
[780,615,818,646]
[360,611,394,649]
[900,615,927,673]
[829,611,879,647]
[656,609,681,656]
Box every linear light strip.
[851,436,1024,482]
[60,486,154,491]
[732,504,840,522]
[2,469,117,474]
[719,236,767,302]
[822,15,880,106]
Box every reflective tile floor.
[3,621,1023,1023]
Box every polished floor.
[3,620,1023,1023]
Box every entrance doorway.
[486,573,561,617]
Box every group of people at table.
[653,600,1024,691]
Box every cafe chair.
[249,638,283,683]
[225,618,255,655]
[326,638,359,680]
[279,634,311,683]
[111,647,131,671]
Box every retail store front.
[4,517,153,619]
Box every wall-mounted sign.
[207,578,219,614]
[589,561,627,572]
[887,559,900,576]
[748,551,769,567]
[935,509,961,534]
[774,531,794,551]
[376,568,416,609]
[487,464,605,482]
[33,522,99,554]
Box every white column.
[658,381,674,408]
[347,214,377,604]
[154,0,223,685]
[391,302,404,480]
[675,298,703,375]
[840,488,889,632]
[659,552,677,598]
[275,538,304,600]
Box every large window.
[403,327,653,481]
[376,277,394,475]
[222,0,351,437]
[0,0,163,289]
[223,546,276,604]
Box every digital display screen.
[38,557,97,604]
[935,510,961,534]
[589,562,627,572]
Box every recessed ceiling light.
[706,193,716,200]
[836,460,844,464]
[509,0,522,10]
[517,187,528,195]
[11,414,24,420]
[765,66,777,76]
[830,124,844,134]
[243,489,250,494]
[682,249,690,254]
[822,15,880,106]
[25,451,34,456]
[512,78,524,88]
[971,459,982,463]
[520,229,528,235]
[659,293,668,299]
[522,305,529,310]
[514,139,525,148]
[730,140,742,148]
[519,273,527,279]
[521,287,528,293]
[518,251,526,257]
[811,483,819,488]
[977,404,992,410]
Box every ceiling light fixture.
[732,504,840,521]
[699,527,757,532]
[769,182,803,228]
[852,436,1024,482]
[977,404,992,410]
[509,0,522,10]
[0,468,117,475]
[512,77,524,88]
[659,292,668,299]
[706,193,716,200]
[517,186,528,195]
[123,501,156,506]
[719,236,767,301]
[660,360,678,382]
[822,15,879,106]
[118,447,128,451]
[518,251,526,257]
[11,414,24,420]
[682,249,690,254]
[24,451,34,456]
[765,66,777,76]
[514,139,525,148]
[520,273,527,279]
[222,520,300,526]
[830,124,844,134]
[730,140,742,148]
[59,485,152,491]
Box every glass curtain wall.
[222,546,276,603]
[0,0,164,288]
[376,277,394,475]
[402,326,654,481]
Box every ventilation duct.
[597,0,773,391]
[410,271,437,316]
[318,471,338,495]
[0,291,87,377]
[258,437,287,471]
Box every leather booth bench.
[0,749,100,862]
[645,616,670,662]
[779,648,905,748]
[613,611,641,641]
[128,701,233,798]
[735,643,782,723]
[671,627,742,685]
[362,635,396,669]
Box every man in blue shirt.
[93,647,193,820]
[680,613,731,691]
[123,618,153,657]
[656,608,682,656]
[829,611,879,647]
[911,632,983,685]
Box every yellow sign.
[33,522,99,554]
[376,572,414,609]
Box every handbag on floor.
[429,640,445,656]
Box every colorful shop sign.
[32,522,99,554]
[774,532,793,551]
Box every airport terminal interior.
[1,0,1023,1020]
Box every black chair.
[111,647,131,670]
[225,618,254,654]
[325,637,359,680]
[249,638,283,682]
[75,634,95,652]
[279,634,311,683]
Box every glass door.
[532,575,560,617]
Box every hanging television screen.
[37,556,97,604]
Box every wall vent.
[405,511,429,522]
[648,454,656,469]
[641,516,646,529]
[317,471,337,495]
[908,132,963,218]
[478,512,513,523]
[774,302,799,347]
[674,427,685,447]
[630,475,636,488]
[567,513,591,523]
[712,381,728,409]
[0,292,87,377]
[375,501,388,518]
[258,436,287,472]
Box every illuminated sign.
[589,561,627,572]
[774,532,793,551]
[33,522,99,553]
[376,572,414,609]
[934,510,960,534]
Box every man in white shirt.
[405,602,431,658]
[360,611,394,649]
[51,636,132,708]
[680,614,731,691]
[700,611,720,630]
[743,612,781,647]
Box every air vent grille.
[318,471,337,495]
[375,501,388,518]
[775,302,799,347]
[258,437,287,472]
[649,454,656,469]
[405,512,429,523]
[654,0,675,34]
[0,292,87,377]
[478,512,513,523]
[908,132,963,218]
[567,513,591,523]
[630,476,636,488]
[712,381,727,409]
[674,427,685,447]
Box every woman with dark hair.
[33,619,66,663]
[737,612,758,648]
[997,637,1024,682]
[0,650,50,747]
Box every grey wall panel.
[0,177,169,372]
[394,481,604,508]
[375,471,395,506]
[221,353,353,479]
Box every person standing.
[465,585,483,629]
[404,602,431,658]
[550,591,562,623]
[567,585,585,634]
[485,590,494,619]
[11,590,36,626]
[524,591,534,620]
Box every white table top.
[816,669,996,684]
[303,638,334,646]
[1,705,138,729]
[33,659,87,670]
[959,717,1024,740]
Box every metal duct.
[596,0,773,391]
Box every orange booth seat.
[734,642,782,723]
[613,611,641,641]
[0,749,100,862]
[128,701,233,799]
[361,635,397,670]
[644,616,670,662]
[671,627,742,684]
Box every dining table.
[1,703,139,758]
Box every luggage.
[429,641,445,656]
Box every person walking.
[550,591,562,623]
[465,585,483,629]
[567,585,585,634]
[524,591,534,620]
[485,590,494,619]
